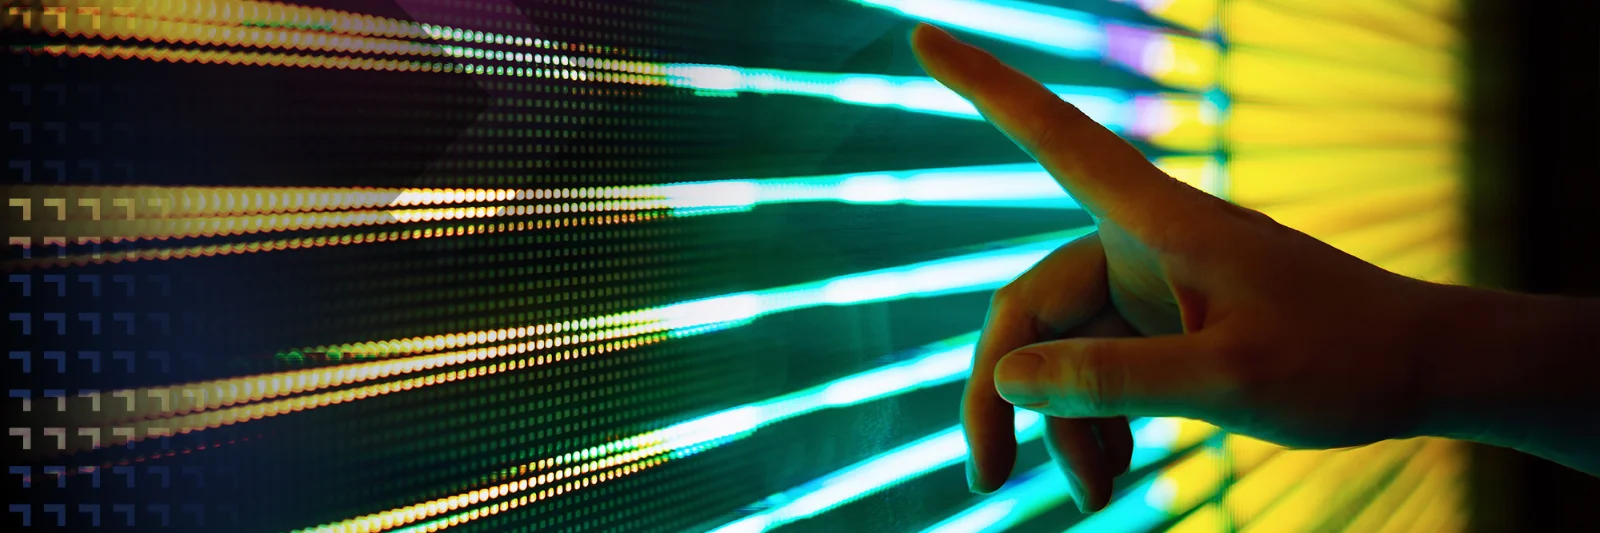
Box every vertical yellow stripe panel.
[1224,48,1457,108]
[1248,0,1460,48]
[1225,147,1458,206]
[1224,0,1453,77]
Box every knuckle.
[1073,340,1123,414]
[989,279,1025,308]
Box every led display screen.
[5,0,1467,531]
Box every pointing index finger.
[908,24,1190,227]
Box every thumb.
[993,334,1222,419]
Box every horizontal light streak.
[6,155,1216,268]
[942,433,1277,533]
[66,230,1086,431]
[920,419,1218,533]
[35,328,674,458]
[8,155,1215,241]
[8,7,669,80]
[10,213,662,269]
[4,0,619,55]
[374,414,1050,533]
[300,332,984,533]
[10,157,1218,241]
[663,66,1218,150]
[8,43,667,85]
[11,203,659,242]
[705,413,1054,533]
[850,0,1219,90]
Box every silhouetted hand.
[909,23,1600,511]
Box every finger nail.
[911,23,966,54]
[1065,472,1088,513]
[965,459,983,493]
[995,352,1047,406]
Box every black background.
[1464,0,1600,530]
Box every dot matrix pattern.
[6,0,1469,532]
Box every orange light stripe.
[15,202,669,243]
[8,212,665,270]
[8,184,671,219]
[10,44,670,86]
[42,331,671,458]
[13,10,670,78]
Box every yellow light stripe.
[1339,439,1457,533]
[14,203,669,242]
[10,212,664,269]
[1148,448,1229,516]
[1160,439,1425,533]
[11,43,669,86]
[1249,0,1459,49]
[319,432,677,533]
[1220,448,1326,525]
[1224,0,1455,78]
[1164,502,1226,533]
[1138,0,1219,32]
[1397,0,1461,21]
[1226,103,1458,150]
[72,322,667,427]
[7,185,670,218]
[1374,236,1461,282]
[4,0,599,52]
[1225,146,1457,206]
[1224,46,1457,109]
[1320,206,1458,266]
[1139,30,1222,91]
[1223,433,1285,473]
[8,10,671,78]
[1254,179,1458,239]
[44,330,672,457]
[1156,155,1224,195]
[1374,459,1465,533]
[1240,439,1422,533]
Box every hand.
[910,24,1452,509]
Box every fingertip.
[994,352,1048,407]
[907,23,979,86]
[908,23,957,53]
[1068,467,1113,514]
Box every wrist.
[1404,282,1520,445]
[1407,281,1600,454]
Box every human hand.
[909,24,1455,509]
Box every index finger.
[908,24,1191,227]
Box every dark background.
[1465,0,1600,530]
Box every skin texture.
[907,23,1600,512]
